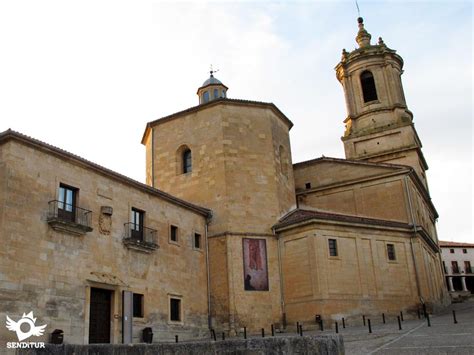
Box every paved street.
[334,299,474,354]
[216,299,474,354]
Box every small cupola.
[197,70,228,104]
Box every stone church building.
[0,18,448,345]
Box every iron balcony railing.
[465,267,473,274]
[123,223,158,247]
[47,200,92,228]
[452,267,460,274]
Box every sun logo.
[6,312,47,341]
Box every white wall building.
[440,241,474,295]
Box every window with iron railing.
[130,208,144,240]
[123,208,158,252]
[48,200,92,228]
[465,261,472,274]
[47,183,92,234]
[452,261,460,274]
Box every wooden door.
[89,288,112,344]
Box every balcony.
[465,267,473,274]
[452,267,460,274]
[47,200,93,236]
[123,223,159,253]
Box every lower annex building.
[0,18,449,345]
[439,241,474,297]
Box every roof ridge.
[274,208,411,230]
[293,156,410,170]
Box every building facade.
[0,132,211,345]
[0,18,449,345]
[440,241,474,296]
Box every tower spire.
[356,17,372,48]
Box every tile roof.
[0,129,212,218]
[274,208,411,230]
[439,241,474,248]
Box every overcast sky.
[0,1,472,243]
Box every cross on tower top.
[209,64,219,77]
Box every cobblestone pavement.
[294,299,474,354]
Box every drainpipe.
[274,227,286,329]
[205,217,212,329]
[405,175,422,302]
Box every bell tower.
[335,18,429,187]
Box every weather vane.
[355,0,361,17]
[210,64,219,77]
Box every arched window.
[360,71,378,103]
[213,89,219,99]
[183,149,192,174]
[202,91,209,103]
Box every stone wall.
[0,138,210,345]
[18,335,344,355]
[276,203,448,324]
[144,101,296,332]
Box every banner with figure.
[242,238,269,291]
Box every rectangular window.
[450,249,454,253]
[194,233,201,249]
[133,293,144,318]
[305,182,311,189]
[183,149,192,174]
[170,225,178,243]
[465,261,472,274]
[131,208,144,240]
[328,239,338,257]
[170,298,181,322]
[58,184,77,222]
[463,248,467,254]
[387,243,396,261]
[452,261,459,274]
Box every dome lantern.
[197,70,228,104]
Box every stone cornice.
[342,105,412,125]
[208,231,275,239]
